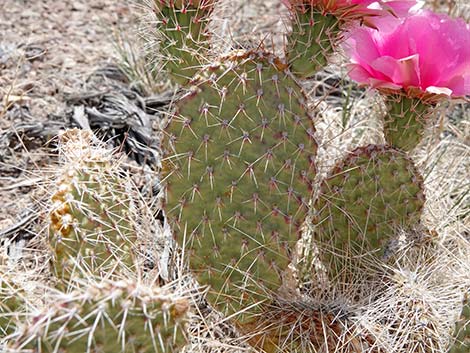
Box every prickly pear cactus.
[7,279,189,353]
[450,297,470,353]
[0,276,25,338]
[383,95,436,151]
[49,129,137,283]
[313,144,425,271]
[163,50,317,320]
[285,6,340,78]
[243,301,373,353]
[153,0,215,84]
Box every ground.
[0,0,137,229]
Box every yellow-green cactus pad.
[383,95,436,151]
[450,298,470,353]
[286,8,340,78]
[154,0,215,84]
[0,275,27,338]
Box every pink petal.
[368,78,402,90]
[377,0,423,17]
[438,76,466,97]
[345,27,381,64]
[370,54,420,87]
[347,64,374,83]
[425,86,452,96]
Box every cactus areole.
[163,50,317,321]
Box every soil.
[0,0,138,229]
[0,0,134,117]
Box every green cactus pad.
[313,144,425,271]
[0,276,26,338]
[450,298,470,353]
[383,95,436,151]
[154,1,214,84]
[163,50,317,320]
[49,130,137,284]
[8,279,189,353]
[286,8,340,78]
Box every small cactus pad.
[313,144,425,270]
[286,6,340,78]
[450,297,470,353]
[154,0,215,84]
[163,50,317,320]
[49,129,137,283]
[8,279,189,353]
[383,95,436,151]
[0,276,27,338]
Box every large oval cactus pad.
[163,50,317,320]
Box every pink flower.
[344,10,470,98]
[282,0,420,20]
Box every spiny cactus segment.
[0,276,27,338]
[49,129,137,283]
[163,50,317,320]
[243,301,376,353]
[450,297,470,353]
[313,144,425,272]
[383,94,436,151]
[153,0,216,84]
[7,279,189,353]
[285,6,340,78]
